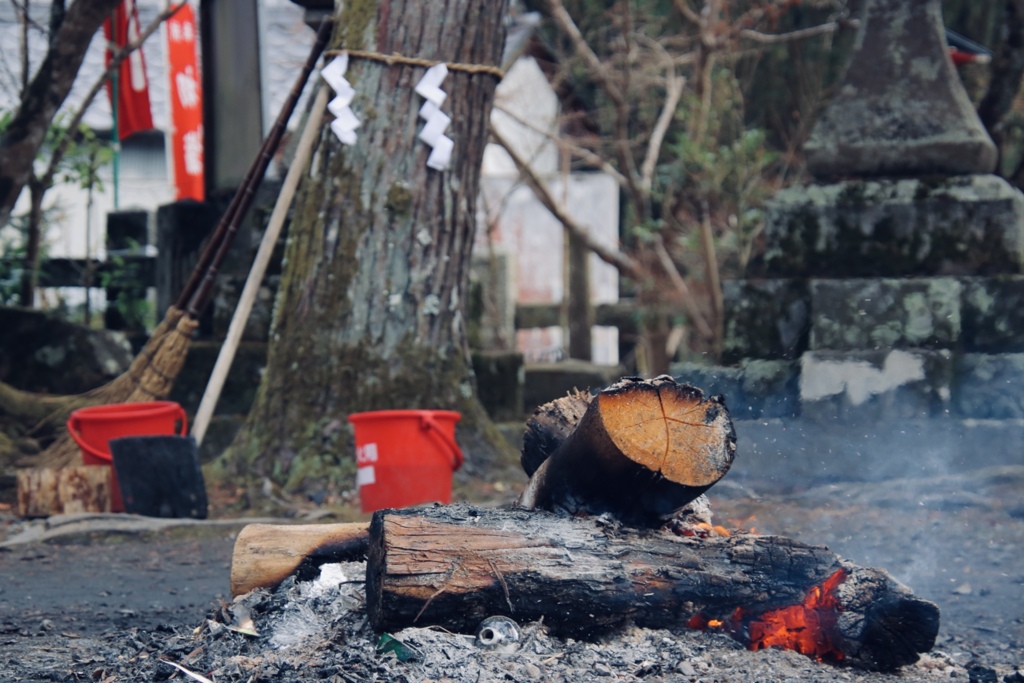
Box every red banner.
[103,0,154,140]
[166,3,205,201]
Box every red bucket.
[67,401,188,512]
[347,410,463,514]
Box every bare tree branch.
[18,0,30,97]
[739,20,849,44]
[39,2,186,192]
[696,200,723,343]
[0,0,120,227]
[542,0,648,213]
[492,104,630,188]
[490,123,646,283]
[640,71,684,192]
[540,0,625,107]
[653,234,714,340]
[672,0,701,27]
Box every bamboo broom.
[33,18,335,468]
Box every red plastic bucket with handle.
[347,410,463,513]
[67,401,188,512]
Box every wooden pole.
[175,17,333,315]
[191,88,328,444]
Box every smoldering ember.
[3,0,1024,682]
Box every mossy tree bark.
[220,0,514,500]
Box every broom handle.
[190,88,328,445]
[175,17,333,314]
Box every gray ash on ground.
[97,559,977,683]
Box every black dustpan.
[109,435,208,519]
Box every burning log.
[365,504,939,671]
[518,376,736,525]
[230,522,369,596]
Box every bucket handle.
[67,415,109,461]
[421,414,464,471]
[173,404,189,436]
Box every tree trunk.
[0,0,121,227]
[19,182,44,307]
[220,0,514,501]
[366,504,940,672]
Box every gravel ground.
[1,465,1022,682]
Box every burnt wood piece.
[230,522,370,596]
[520,389,592,477]
[366,504,939,671]
[518,376,736,525]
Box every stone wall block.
[809,278,961,351]
[803,0,996,177]
[755,176,1024,278]
[961,276,1024,352]
[672,360,800,420]
[799,349,953,423]
[952,353,1024,419]
[722,279,809,364]
[169,341,266,417]
[212,275,280,343]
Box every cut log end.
[599,378,735,487]
[519,376,736,525]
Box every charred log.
[518,376,736,525]
[230,522,369,596]
[520,389,592,477]
[365,504,939,671]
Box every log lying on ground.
[366,504,939,671]
[231,522,369,596]
[518,376,736,525]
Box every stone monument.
[675,0,1024,485]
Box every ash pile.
[126,558,968,683]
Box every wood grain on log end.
[599,376,735,487]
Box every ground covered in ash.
[1,465,1022,682]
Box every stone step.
[750,175,1024,279]
[723,275,1024,361]
[674,350,1024,422]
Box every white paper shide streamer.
[415,63,453,170]
[320,55,359,145]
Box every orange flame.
[687,569,848,662]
